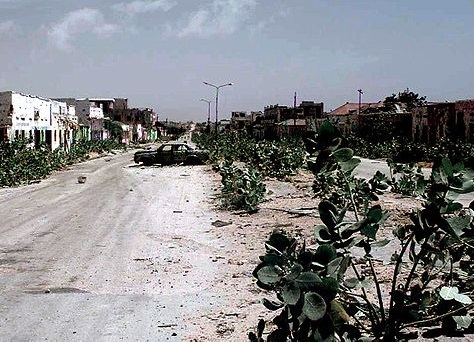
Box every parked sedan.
[134,142,209,166]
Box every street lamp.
[203,81,233,134]
[200,98,212,134]
[357,89,363,133]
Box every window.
[177,144,191,151]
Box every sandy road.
[0,150,227,341]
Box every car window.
[177,145,188,151]
[161,145,172,152]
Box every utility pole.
[203,81,233,156]
[200,99,212,134]
[357,89,363,133]
[203,81,233,138]
[293,92,297,128]
[357,89,363,115]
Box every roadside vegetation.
[0,138,126,187]
[193,132,305,211]
[194,121,474,340]
[248,121,474,341]
[347,135,474,165]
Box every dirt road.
[0,150,244,341]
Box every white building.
[0,91,78,150]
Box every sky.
[0,0,473,122]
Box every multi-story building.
[75,99,109,140]
[56,96,158,143]
[112,106,157,142]
[258,101,324,138]
[0,91,77,150]
[230,111,251,130]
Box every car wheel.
[185,156,202,165]
[142,158,153,166]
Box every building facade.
[455,100,474,142]
[0,91,77,150]
[412,102,467,145]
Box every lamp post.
[357,89,363,134]
[203,81,233,135]
[200,98,212,134]
[357,89,363,115]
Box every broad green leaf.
[452,162,465,173]
[295,272,322,289]
[264,243,283,255]
[314,225,332,243]
[332,148,353,162]
[262,298,284,311]
[454,293,472,305]
[318,201,339,230]
[439,286,459,300]
[282,282,301,305]
[367,205,384,222]
[257,265,282,285]
[260,254,286,266]
[284,263,303,282]
[302,292,327,321]
[327,257,343,277]
[442,158,453,178]
[446,216,472,237]
[344,278,360,289]
[319,120,335,139]
[268,232,292,252]
[318,277,339,302]
[329,137,343,151]
[361,224,378,240]
[315,245,337,265]
[339,158,361,174]
[452,315,472,329]
[438,216,461,238]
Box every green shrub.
[194,132,306,179]
[219,160,266,212]
[251,121,474,341]
[0,138,126,187]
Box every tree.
[104,121,124,143]
[383,88,427,111]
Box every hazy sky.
[1,0,473,121]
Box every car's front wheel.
[142,158,153,166]
[184,156,202,165]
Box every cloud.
[250,8,289,34]
[48,8,118,51]
[112,0,176,15]
[171,0,257,38]
[0,20,16,37]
